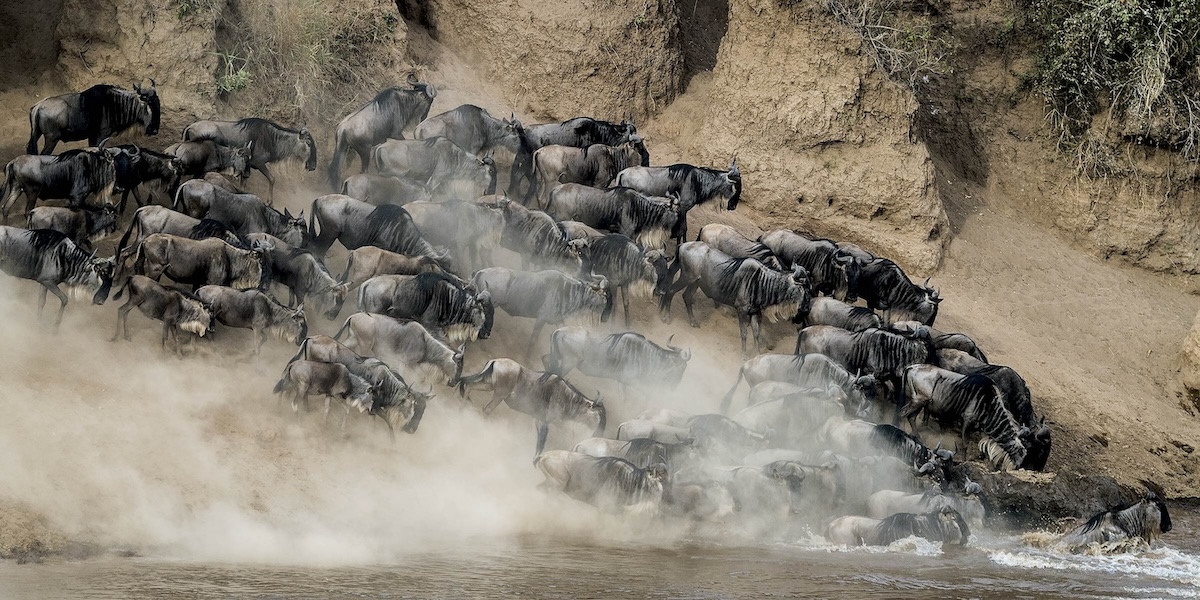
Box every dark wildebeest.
[356,272,493,344]
[174,179,262,219]
[195,285,307,353]
[535,451,667,515]
[825,507,970,547]
[414,104,523,156]
[759,230,857,301]
[797,325,937,413]
[560,220,605,242]
[572,437,695,472]
[530,139,644,206]
[902,360,1030,472]
[615,419,696,445]
[818,417,953,474]
[937,349,1033,428]
[244,233,348,320]
[307,196,449,269]
[720,352,879,415]
[26,205,118,250]
[287,335,430,436]
[508,116,646,199]
[573,233,668,325]
[110,274,213,353]
[114,206,247,268]
[542,326,690,393]
[184,118,318,201]
[402,200,505,271]
[0,226,114,326]
[613,159,741,240]
[661,242,812,357]
[867,485,987,530]
[544,184,681,251]
[457,358,606,456]
[167,140,253,181]
[372,137,497,201]
[333,311,465,386]
[110,145,181,214]
[797,296,882,333]
[133,233,264,290]
[855,258,941,325]
[27,81,161,154]
[340,173,433,206]
[893,322,988,363]
[492,197,583,272]
[1051,490,1171,552]
[194,185,308,247]
[698,224,782,270]
[327,76,438,188]
[470,267,612,359]
[338,246,449,291]
[2,144,118,221]
[273,360,375,421]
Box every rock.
[961,464,1131,530]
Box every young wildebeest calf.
[111,274,213,355]
[195,285,307,353]
[27,205,118,250]
[456,358,605,456]
[273,359,375,423]
[334,312,464,386]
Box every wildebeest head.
[644,249,671,297]
[232,143,253,180]
[90,204,120,241]
[407,72,437,99]
[725,158,743,211]
[314,282,349,321]
[1145,489,1173,535]
[478,152,498,195]
[87,255,116,305]
[664,334,692,362]
[499,113,524,153]
[645,462,669,486]
[763,460,808,512]
[177,296,214,337]
[280,208,309,247]
[132,79,161,136]
[788,265,813,320]
[284,304,308,344]
[400,384,433,434]
[832,250,859,302]
[474,290,494,339]
[588,395,607,438]
[590,276,614,323]
[299,127,318,171]
[935,506,971,545]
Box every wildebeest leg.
[526,321,545,361]
[620,285,632,327]
[257,165,276,204]
[323,395,332,426]
[482,391,507,415]
[38,281,69,328]
[750,313,763,356]
[111,300,133,342]
[356,149,370,174]
[254,327,267,355]
[681,283,700,328]
[736,312,749,358]
[534,420,550,456]
[41,136,59,155]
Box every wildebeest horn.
[97,137,111,151]
[407,73,419,85]
[149,78,157,88]
[295,303,304,313]
[923,276,932,288]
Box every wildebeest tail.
[26,107,39,154]
[337,249,355,285]
[0,161,15,219]
[332,315,354,341]
[719,365,746,414]
[286,337,310,366]
[327,133,345,190]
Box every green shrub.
[216,52,251,94]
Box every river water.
[3,514,1198,599]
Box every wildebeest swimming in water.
[27,81,161,154]
[535,450,667,516]
[0,226,114,327]
[184,117,318,201]
[1046,490,1172,553]
[825,507,970,547]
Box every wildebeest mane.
[364,204,428,255]
[623,438,674,469]
[234,117,316,166]
[589,456,657,501]
[716,257,794,312]
[876,510,969,545]
[80,85,153,138]
[868,423,932,465]
[190,219,248,247]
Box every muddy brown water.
[3,508,1198,599]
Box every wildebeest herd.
[0,78,1172,553]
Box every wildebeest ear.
[300,127,310,137]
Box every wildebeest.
[1051,490,1171,552]
[470,267,612,359]
[114,205,247,268]
[661,242,812,357]
[938,349,1033,428]
[572,437,694,472]
[760,230,857,301]
[333,312,465,386]
[2,145,117,220]
[818,417,952,473]
[179,181,308,247]
[855,258,941,325]
[184,118,318,200]
[327,77,437,188]
[530,140,645,206]
[402,200,505,271]
[493,197,583,272]
[456,358,606,456]
[542,327,690,392]
[734,393,849,448]
[110,274,213,354]
[560,220,605,242]
[698,224,781,270]
[616,419,696,446]
[308,196,449,269]
[544,184,681,250]
[797,325,936,410]
[414,104,522,156]
[174,179,264,220]
[337,246,449,291]
[27,82,161,154]
[195,285,307,353]
[900,364,1028,469]
[26,205,118,250]
[111,145,181,214]
[573,233,668,325]
[0,226,114,326]
[825,507,970,546]
[245,234,348,320]
[867,486,986,530]
[356,273,493,343]
[613,159,741,217]
[372,137,497,200]
[133,233,264,290]
[797,296,882,334]
[508,116,645,198]
[340,173,433,206]
[286,335,429,436]
[166,140,253,181]
[273,359,375,420]
[720,352,880,413]
[534,451,666,515]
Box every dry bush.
[819,0,952,90]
